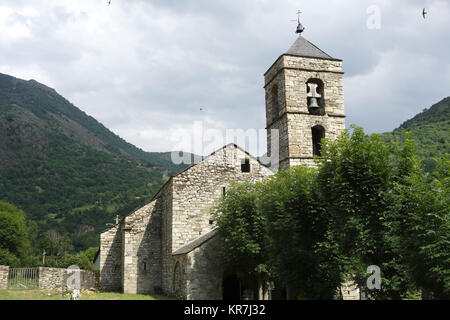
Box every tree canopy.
[212,126,449,300]
[0,201,31,266]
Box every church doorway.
[222,274,241,300]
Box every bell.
[308,97,320,109]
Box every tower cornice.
[265,111,346,129]
[264,53,342,77]
[264,64,344,89]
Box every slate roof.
[286,35,335,60]
[172,228,219,256]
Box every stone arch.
[312,125,326,157]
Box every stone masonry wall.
[266,116,289,169]
[185,235,223,300]
[0,265,9,289]
[286,113,345,159]
[172,145,273,252]
[100,224,123,292]
[162,144,273,295]
[160,180,174,296]
[122,199,162,294]
[265,72,286,125]
[38,267,98,293]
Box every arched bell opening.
[306,79,325,116]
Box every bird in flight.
[108,0,111,5]
[422,8,427,19]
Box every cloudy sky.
[0,0,449,155]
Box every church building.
[99,20,346,300]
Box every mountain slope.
[0,73,190,251]
[0,73,188,174]
[382,97,450,171]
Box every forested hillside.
[0,73,190,254]
[382,97,449,171]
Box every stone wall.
[172,144,273,252]
[266,116,290,169]
[284,113,345,167]
[161,144,273,296]
[184,235,223,300]
[160,180,174,295]
[0,265,9,289]
[122,199,162,294]
[100,224,123,292]
[38,267,98,293]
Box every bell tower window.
[312,125,325,156]
[306,79,325,115]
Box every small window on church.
[312,125,325,157]
[222,187,226,197]
[241,158,250,173]
[306,79,325,115]
[143,262,147,272]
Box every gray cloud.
[0,0,448,154]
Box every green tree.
[387,150,450,299]
[0,248,21,267]
[81,247,99,263]
[0,201,31,266]
[40,230,74,259]
[211,181,271,299]
[260,165,341,299]
[317,126,396,298]
[59,248,96,271]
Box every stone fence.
[0,265,9,289]
[0,265,98,292]
[38,267,99,293]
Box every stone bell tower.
[265,16,346,169]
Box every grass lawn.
[0,289,167,300]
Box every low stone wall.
[38,267,99,293]
[0,266,9,289]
